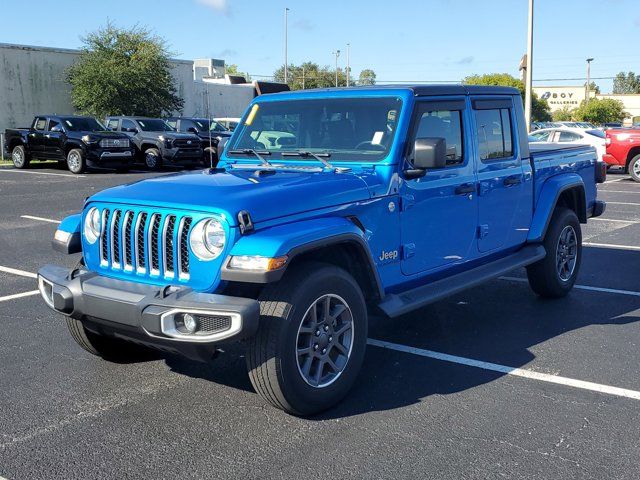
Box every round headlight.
[190,218,226,260]
[84,207,101,243]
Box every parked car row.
[3,114,234,174]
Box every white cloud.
[196,0,228,14]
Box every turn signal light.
[228,255,288,271]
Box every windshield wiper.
[281,151,334,169]
[228,148,273,166]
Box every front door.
[29,117,48,156]
[45,118,65,159]
[400,99,478,276]
[472,97,530,252]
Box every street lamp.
[284,8,290,84]
[586,58,594,105]
[332,50,341,87]
[524,0,534,132]
[346,43,351,87]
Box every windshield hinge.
[238,210,254,235]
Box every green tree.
[572,98,628,125]
[66,24,183,117]
[613,72,640,94]
[552,106,575,121]
[584,81,600,95]
[273,62,353,90]
[226,64,251,81]
[358,69,377,86]
[463,73,552,121]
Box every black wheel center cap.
[318,333,330,349]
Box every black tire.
[11,145,30,169]
[527,207,582,298]
[628,154,640,182]
[66,317,156,362]
[144,147,162,170]
[66,148,86,174]
[246,262,368,416]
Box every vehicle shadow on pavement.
[162,249,640,419]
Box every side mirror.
[414,137,447,169]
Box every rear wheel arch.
[554,185,587,223]
[625,147,640,171]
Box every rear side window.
[107,119,120,131]
[34,118,47,131]
[585,129,605,139]
[415,108,464,165]
[475,108,513,160]
[558,131,582,142]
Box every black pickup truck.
[104,117,203,170]
[4,116,135,174]
[165,117,232,163]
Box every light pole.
[284,7,289,84]
[346,43,351,87]
[586,58,594,105]
[332,50,341,87]
[524,0,534,132]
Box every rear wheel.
[628,154,640,182]
[66,317,156,362]
[246,262,368,416]
[66,148,86,174]
[11,145,30,169]
[144,148,162,170]
[527,207,582,298]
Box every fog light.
[183,313,197,334]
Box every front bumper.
[602,153,623,167]
[163,147,204,163]
[85,148,135,166]
[37,264,259,359]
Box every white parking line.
[604,178,627,183]
[0,290,39,303]
[0,168,85,178]
[0,265,37,279]
[589,217,638,224]
[599,190,640,194]
[20,215,61,224]
[500,276,640,298]
[583,242,640,252]
[368,338,640,401]
[606,201,640,206]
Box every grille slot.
[99,138,129,149]
[96,208,193,281]
[197,315,232,334]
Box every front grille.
[99,209,192,280]
[197,315,232,334]
[173,138,198,148]
[100,138,129,148]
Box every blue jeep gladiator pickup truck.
[38,85,606,415]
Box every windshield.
[230,97,403,161]
[137,119,174,132]
[210,120,229,132]
[62,117,106,132]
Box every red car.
[603,128,640,182]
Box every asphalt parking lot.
[0,164,639,480]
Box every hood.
[89,167,372,225]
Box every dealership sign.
[533,86,586,111]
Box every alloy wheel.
[556,225,577,281]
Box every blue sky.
[1,0,639,93]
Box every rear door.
[29,117,48,156]
[400,98,479,275]
[472,97,530,253]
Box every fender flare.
[527,174,586,243]
[220,216,384,297]
[52,214,82,254]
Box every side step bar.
[378,245,546,318]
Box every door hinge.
[400,194,415,212]
[402,243,416,260]
[478,224,489,239]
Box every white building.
[533,85,640,124]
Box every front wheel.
[12,145,30,169]
[66,148,86,174]
[527,207,582,298]
[628,154,640,182]
[246,262,368,416]
[144,148,162,170]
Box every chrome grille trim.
[177,217,191,280]
[100,209,111,266]
[99,138,129,148]
[123,211,134,271]
[135,212,148,273]
[148,214,161,276]
[162,215,176,278]
[110,210,122,269]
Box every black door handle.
[503,176,522,186]
[455,183,476,195]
